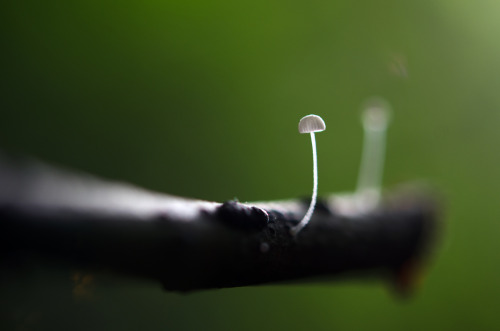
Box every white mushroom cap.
[362,98,391,131]
[298,114,326,134]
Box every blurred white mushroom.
[356,97,391,210]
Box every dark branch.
[0,154,440,293]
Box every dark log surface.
[0,154,439,293]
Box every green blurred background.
[1,0,499,330]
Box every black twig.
[0,155,439,293]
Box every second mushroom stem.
[356,122,386,201]
[356,101,391,209]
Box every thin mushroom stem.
[357,124,386,202]
[291,132,318,235]
[356,99,390,209]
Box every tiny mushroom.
[356,97,391,210]
[291,114,326,236]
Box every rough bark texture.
[0,154,439,293]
